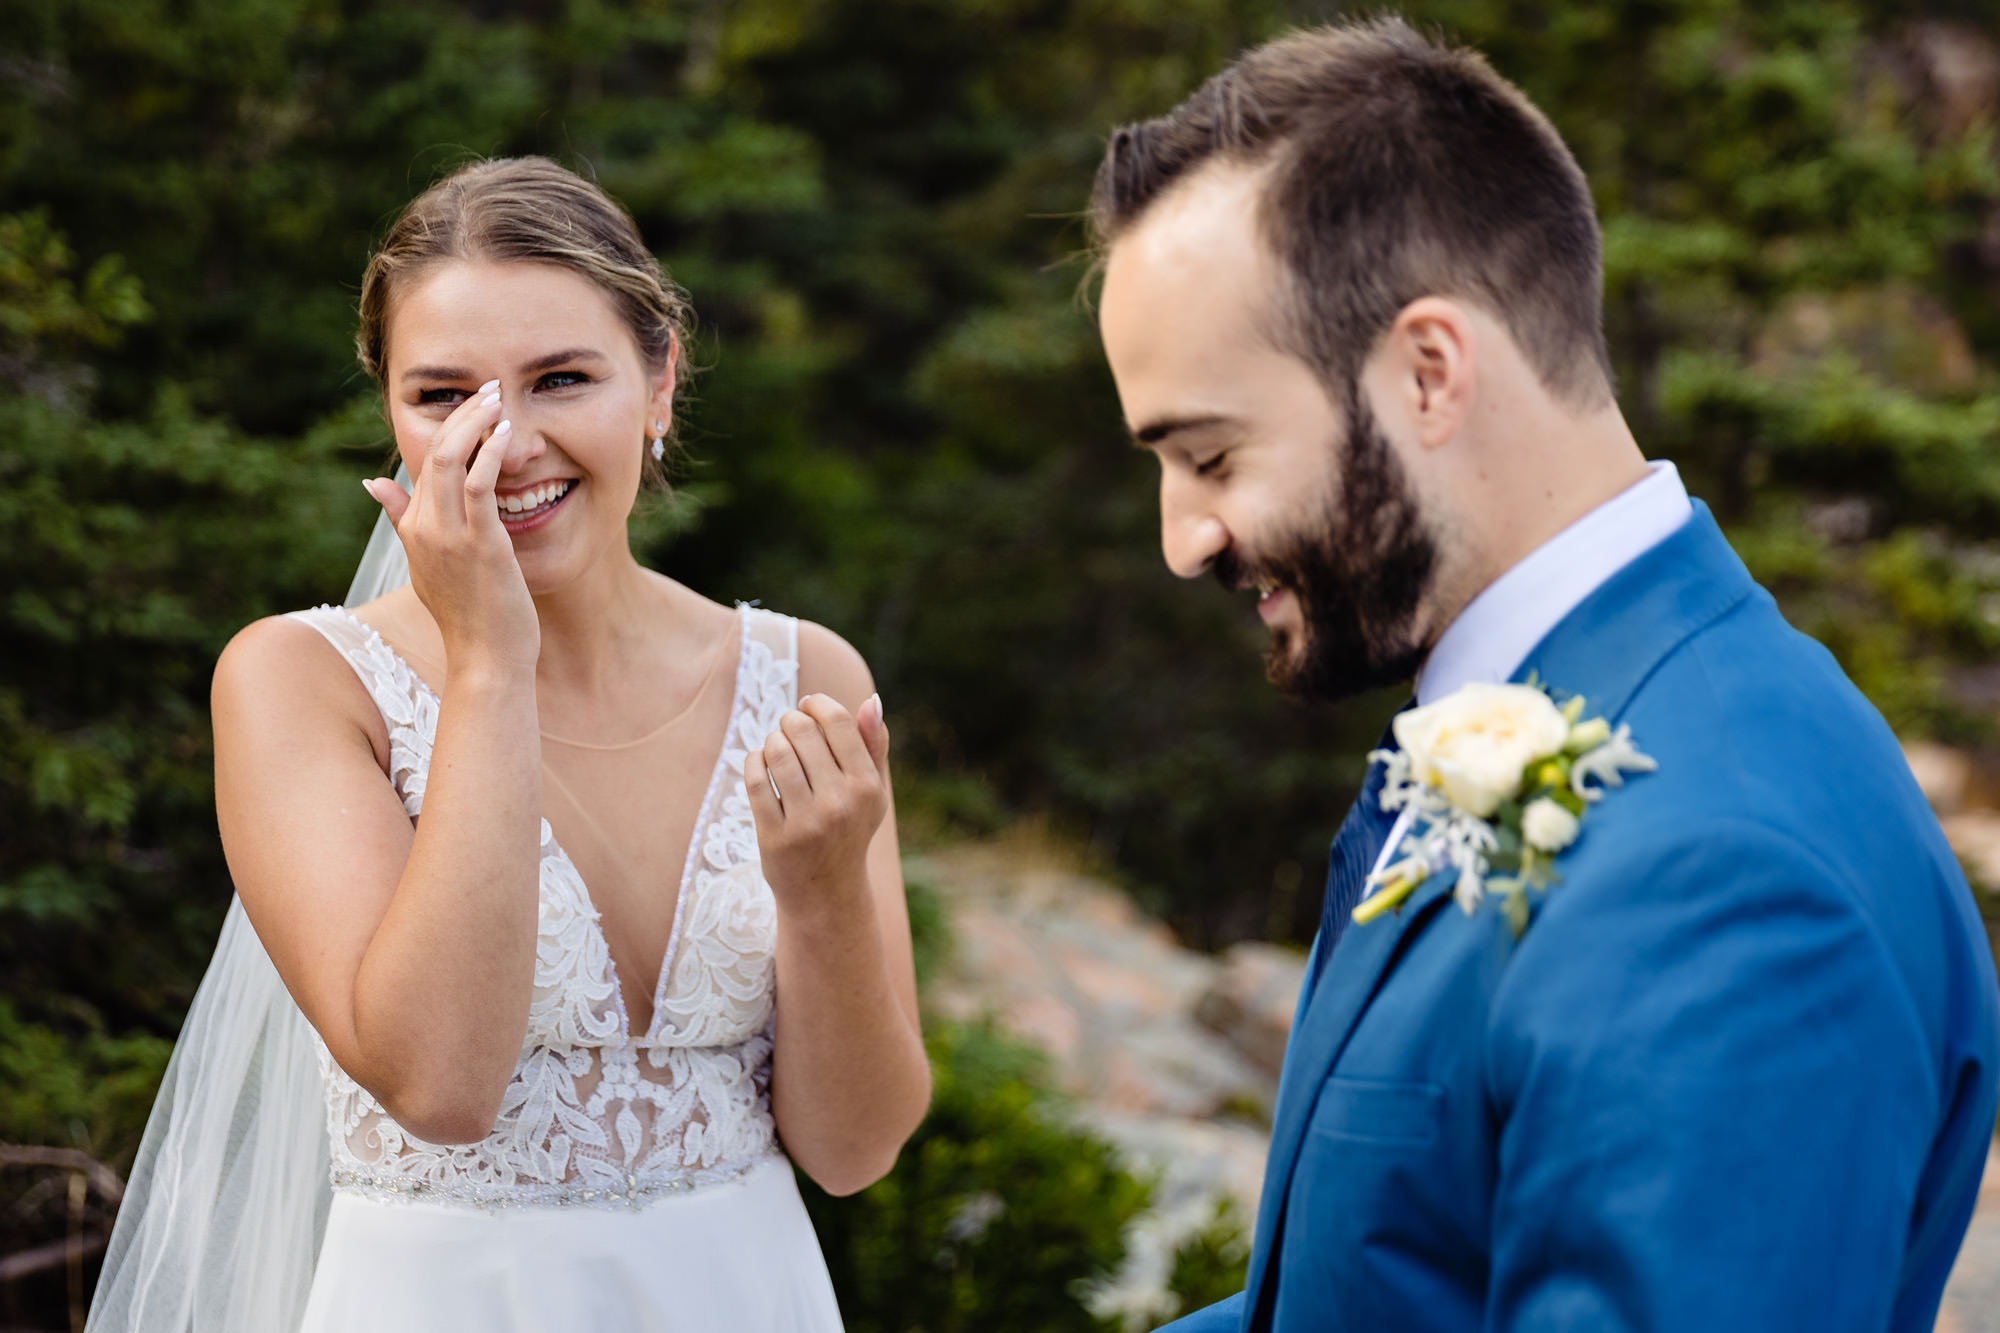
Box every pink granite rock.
[1194,942,1308,1079]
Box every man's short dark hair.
[1090,17,1613,407]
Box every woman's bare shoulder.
[212,612,386,757]
[639,570,753,652]
[793,618,874,707]
[214,612,342,690]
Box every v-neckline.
[330,603,753,1044]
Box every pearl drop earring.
[650,422,665,461]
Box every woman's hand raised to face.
[363,381,540,675]
[746,694,891,916]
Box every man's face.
[1098,161,1438,701]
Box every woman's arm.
[216,386,545,1143]
[754,623,930,1196]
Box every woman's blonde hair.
[358,156,692,486]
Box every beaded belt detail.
[329,1148,783,1213]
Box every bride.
[87,157,930,1331]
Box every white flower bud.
[1522,797,1581,853]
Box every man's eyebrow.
[1131,414,1234,447]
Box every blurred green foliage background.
[5,0,2000,1326]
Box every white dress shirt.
[1413,460,1694,706]
[1370,461,1694,880]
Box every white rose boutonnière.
[1353,680,1658,937]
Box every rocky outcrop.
[911,840,1298,1328]
[1193,942,1307,1081]
[1910,740,2000,881]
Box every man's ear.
[1383,297,1475,450]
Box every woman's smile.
[494,477,578,535]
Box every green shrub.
[902,877,953,991]
[800,1019,1149,1333]
[0,1000,170,1161]
[1162,1197,1254,1322]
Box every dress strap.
[737,606,799,712]
[283,606,436,816]
[285,604,381,667]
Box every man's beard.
[1215,389,1438,703]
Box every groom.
[1091,18,2000,1332]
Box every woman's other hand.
[363,381,539,674]
[746,693,891,916]
[756,631,926,1195]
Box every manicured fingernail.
[361,478,379,500]
[866,692,883,720]
[482,391,501,407]
[479,379,499,392]
[492,419,512,436]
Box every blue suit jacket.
[1166,507,2000,1332]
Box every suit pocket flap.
[1311,1076,1444,1146]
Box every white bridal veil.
[87,470,413,1332]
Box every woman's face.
[382,259,673,596]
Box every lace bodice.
[288,603,798,1210]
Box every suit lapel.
[1242,868,1459,1328]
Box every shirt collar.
[1413,460,1693,706]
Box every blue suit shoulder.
[1482,578,1999,1332]
[1522,578,1992,1054]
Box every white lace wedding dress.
[284,603,843,1332]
